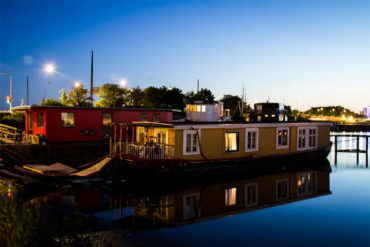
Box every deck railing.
[127,144,174,160]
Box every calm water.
[1,132,370,247]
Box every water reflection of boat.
[115,161,331,229]
[28,160,331,230]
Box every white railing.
[127,144,174,160]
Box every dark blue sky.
[0,0,369,111]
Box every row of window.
[183,127,318,155]
[183,172,317,219]
[188,105,206,113]
[30,112,162,129]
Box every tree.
[59,88,93,107]
[163,87,185,109]
[142,86,166,108]
[186,88,215,103]
[0,112,25,130]
[95,83,126,108]
[220,95,242,116]
[126,87,144,108]
[40,98,63,106]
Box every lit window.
[276,128,289,149]
[37,112,44,128]
[225,132,239,152]
[183,193,200,219]
[245,183,258,207]
[197,105,201,112]
[201,105,206,112]
[61,112,75,127]
[153,113,160,122]
[28,113,33,131]
[183,130,200,155]
[276,178,289,201]
[102,112,112,138]
[225,187,237,206]
[246,128,258,152]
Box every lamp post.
[0,73,12,112]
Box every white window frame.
[245,128,259,152]
[297,127,318,151]
[276,127,290,149]
[245,183,258,208]
[183,193,200,219]
[276,178,289,201]
[183,130,200,155]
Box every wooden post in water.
[334,135,337,165]
[356,136,360,165]
[366,136,368,168]
[109,137,112,155]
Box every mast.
[90,50,94,103]
[27,76,29,105]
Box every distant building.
[252,102,288,122]
[360,106,370,118]
[185,101,224,122]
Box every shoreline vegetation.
[0,83,365,131]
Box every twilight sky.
[0,0,369,112]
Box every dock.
[332,134,369,167]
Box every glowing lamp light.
[44,63,56,74]
[342,115,345,119]
[119,78,127,88]
[74,81,82,88]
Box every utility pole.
[197,79,199,93]
[0,73,12,112]
[90,50,94,104]
[27,76,29,105]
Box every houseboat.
[12,105,174,143]
[112,120,332,166]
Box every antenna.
[27,76,29,105]
[90,50,94,103]
[241,83,244,116]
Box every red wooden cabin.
[14,106,173,143]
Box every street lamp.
[119,78,127,88]
[74,81,82,88]
[0,73,12,112]
[43,63,56,74]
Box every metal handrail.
[127,143,174,160]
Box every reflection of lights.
[44,63,56,74]
[7,184,11,198]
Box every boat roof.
[11,105,181,112]
[113,121,175,128]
